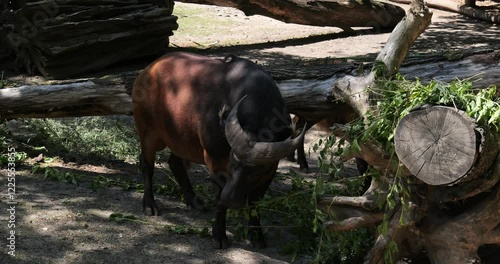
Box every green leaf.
[488,109,500,129]
[250,209,258,218]
[351,138,361,152]
[109,213,123,220]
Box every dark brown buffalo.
[132,52,305,248]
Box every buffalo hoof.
[249,231,267,249]
[212,236,230,249]
[299,166,309,173]
[143,201,159,216]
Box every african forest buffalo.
[132,52,305,248]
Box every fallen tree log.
[178,0,406,33]
[1,48,499,120]
[0,80,132,119]
[390,0,500,24]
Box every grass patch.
[23,116,140,161]
[172,3,235,45]
[0,71,11,88]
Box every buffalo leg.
[247,179,273,248]
[168,154,204,210]
[203,152,230,248]
[140,153,159,216]
[211,172,230,249]
[295,119,315,173]
[355,158,372,191]
[296,135,309,173]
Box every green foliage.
[0,71,13,89]
[0,151,27,166]
[313,75,498,263]
[109,212,210,236]
[109,213,141,223]
[24,117,140,160]
[91,173,215,211]
[356,76,499,148]
[0,79,8,89]
[165,225,210,237]
[91,175,144,192]
[226,170,374,263]
[32,165,79,185]
[0,124,28,166]
[372,60,388,78]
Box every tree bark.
[0,80,133,119]
[390,0,500,24]
[422,178,500,264]
[178,0,406,32]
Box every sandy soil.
[1,1,499,264]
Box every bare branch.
[324,209,384,231]
[390,0,500,24]
[374,0,433,77]
[318,194,382,211]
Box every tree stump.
[394,106,478,185]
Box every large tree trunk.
[177,0,406,33]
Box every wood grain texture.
[395,106,478,185]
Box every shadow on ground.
[0,162,312,264]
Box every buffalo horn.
[225,96,306,164]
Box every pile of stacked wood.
[1,0,177,78]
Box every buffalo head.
[221,96,306,208]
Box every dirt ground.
[1,1,500,264]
